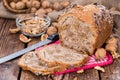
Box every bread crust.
[58,4,113,55]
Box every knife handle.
[47,33,59,41]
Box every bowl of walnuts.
[16,14,50,37]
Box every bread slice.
[58,4,113,55]
[18,51,67,75]
[36,44,88,67]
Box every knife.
[0,33,59,64]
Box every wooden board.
[0,18,24,80]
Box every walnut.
[41,34,48,41]
[52,22,58,27]
[106,37,118,44]
[47,26,57,35]
[19,34,31,43]
[9,28,20,34]
[31,28,41,35]
[42,0,51,9]
[15,1,26,10]
[45,8,52,13]
[32,0,41,9]
[61,1,70,8]
[76,70,84,74]
[105,43,120,58]
[30,7,37,13]
[36,8,47,14]
[105,43,117,52]
[53,2,63,11]
[10,2,16,9]
[94,66,105,72]
[95,48,106,59]
[21,0,28,3]
[26,1,32,8]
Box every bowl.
[16,14,51,37]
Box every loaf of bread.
[58,4,113,55]
[36,44,88,67]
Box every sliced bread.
[18,51,67,75]
[36,44,88,67]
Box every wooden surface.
[0,18,120,80]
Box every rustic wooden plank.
[62,69,99,80]
[100,59,120,80]
[100,41,120,80]
[0,18,25,80]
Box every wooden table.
[0,18,120,80]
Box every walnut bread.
[18,51,67,75]
[58,4,113,55]
[18,47,88,75]
[36,44,88,67]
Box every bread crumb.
[94,66,105,72]
[77,69,84,74]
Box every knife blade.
[0,33,59,64]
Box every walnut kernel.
[94,66,105,72]
[9,28,20,34]
[95,48,106,59]
[47,26,57,35]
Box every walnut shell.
[9,28,20,34]
[95,48,106,59]
[41,34,48,41]
[42,0,51,9]
[30,7,37,13]
[19,34,31,43]
[36,8,47,14]
[22,0,28,3]
[61,1,70,8]
[32,0,41,9]
[15,1,26,10]
[10,2,16,9]
[47,26,57,35]
[53,2,63,11]
[45,8,52,13]
[26,1,32,8]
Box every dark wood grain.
[62,70,99,80]
[100,41,120,80]
[0,18,24,80]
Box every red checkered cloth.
[36,41,113,75]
